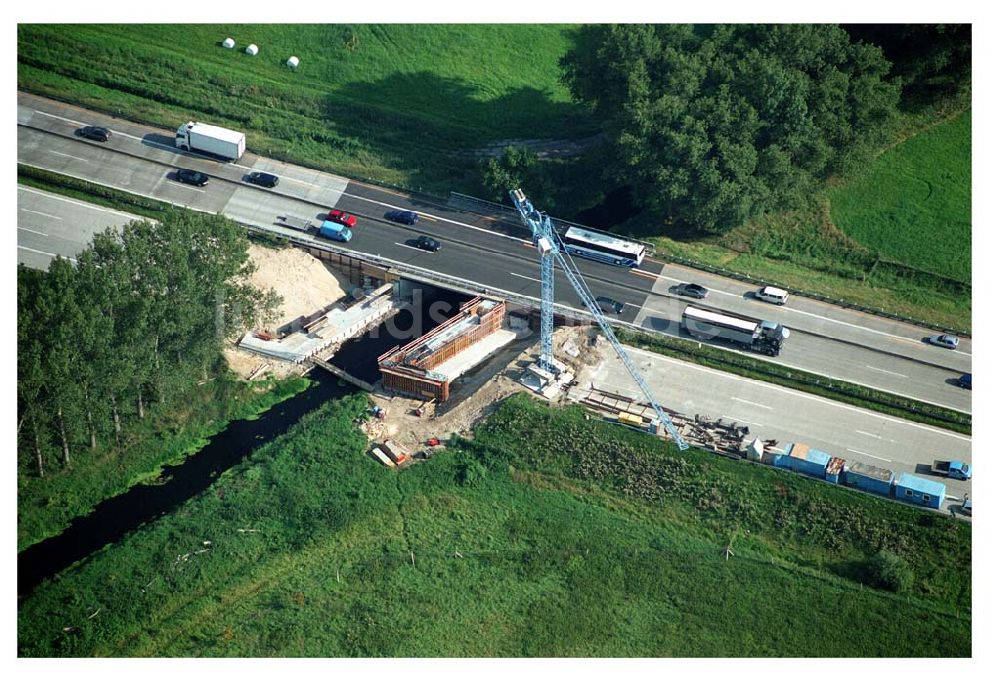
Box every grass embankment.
[17,23,593,195]
[17,374,310,551]
[18,393,970,657]
[642,107,971,332]
[617,329,971,435]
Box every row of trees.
[17,210,279,478]
[557,24,904,234]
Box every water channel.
[18,286,470,598]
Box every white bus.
[561,226,646,267]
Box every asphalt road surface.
[584,344,973,510]
[16,92,972,412]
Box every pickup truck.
[930,459,972,481]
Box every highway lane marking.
[49,150,89,162]
[18,245,76,263]
[340,191,531,246]
[19,209,61,221]
[624,302,643,309]
[731,397,773,410]
[394,242,431,253]
[18,185,141,220]
[866,365,909,378]
[165,181,206,193]
[846,448,893,463]
[654,261,971,355]
[730,417,763,427]
[18,227,49,236]
[628,347,971,441]
[630,268,660,281]
[510,272,541,283]
[854,430,882,439]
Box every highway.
[16,92,972,412]
[584,345,973,510]
[17,186,140,269]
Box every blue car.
[385,210,419,225]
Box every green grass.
[18,24,595,195]
[18,393,970,657]
[829,110,971,284]
[17,374,311,551]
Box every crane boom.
[509,188,688,450]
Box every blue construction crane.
[509,189,688,451]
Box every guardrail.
[657,253,971,338]
[448,192,659,255]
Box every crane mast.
[509,188,688,450]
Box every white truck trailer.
[175,122,246,161]
[681,305,790,356]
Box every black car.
[587,296,624,315]
[77,125,111,142]
[413,236,441,252]
[246,171,279,188]
[957,373,972,389]
[175,168,209,186]
[673,282,709,299]
[385,210,419,225]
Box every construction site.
[227,192,765,473]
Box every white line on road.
[630,347,971,441]
[49,150,89,162]
[19,208,61,220]
[394,242,428,252]
[731,397,773,410]
[854,430,882,439]
[18,185,140,219]
[866,365,909,378]
[18,226,49,236]
[18,245,76,263]
[510,272,541,283]
[846,448,893,463]
[165,181,206,193]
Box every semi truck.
[175,122,246,161]
[681,305,790,356]
[929,459,972,480]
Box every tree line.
[17,210,278,478]
[484,24,970,235]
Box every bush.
[866,549,915,592]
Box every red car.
[327,209,357,227]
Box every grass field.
[17,25,972,329]
[17,374,310,551]
[17,24,594,194]
[829,110,971,284]
[18,393,970,657]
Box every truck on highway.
[929,459,972,480]
[175,122,246,161]
[681,305,790,356]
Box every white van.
[755,286,789,305]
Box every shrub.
[866,549,915,592]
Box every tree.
[865,549,914,592]
[561,24,900,234]
[843,24,971,107]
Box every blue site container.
[842,461,895,497]
[825,457,845,484]
[893,473,946,509]
[776,442,831,479]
